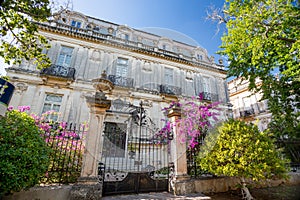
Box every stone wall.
[175,173,300,195]
[4,173,300,199]
[3,185,72,200]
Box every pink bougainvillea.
[7,106,87,183]
[158,93,220,149]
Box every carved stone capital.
[85,92,111,112]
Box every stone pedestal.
[71,81,112,199]
[70,177,102,200]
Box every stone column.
[167,107,192,195]
[167,107,189,178]
[70,92,111,200]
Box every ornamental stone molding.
[14,82,28,94]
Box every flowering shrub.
[0,109,50,196]
[158,93,220,149]
[30,109,87,184]
[6,106,87,184]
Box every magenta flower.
[159,93,220,149]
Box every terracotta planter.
[0,78,15,116]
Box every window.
[93,26,100,32]
[116,58,128,77]
[121,33,129,40]
[71,20,81,28]
[42,94,63,121]
[243,97,251,108]
[203,77,210,93]
[103,122,127,157]
[86,24,92,30]
[197,54,203,60]
[164,68,173,85]
[57,46,73,67]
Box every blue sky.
[72,0,226,57]
[0,0,226,75]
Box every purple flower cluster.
[7,105,87,152]
[157,93,220,149]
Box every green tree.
[212,0,300,138]
[0,109,50,196]
[198,119,288,200]
[0,0,68,69]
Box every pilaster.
[167,107,190,194]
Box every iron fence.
[40,123,85,184]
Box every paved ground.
[101,185,300,200]
[101,192,211,200]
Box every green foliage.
[0,110,50,196]
[0,0,52,68]
[198,119,288,182]
[219,0,300,138]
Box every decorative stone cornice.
[37,22,226,75]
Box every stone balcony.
[40,64,75,80]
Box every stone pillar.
[167,107,191,194]
[70,91,111,200]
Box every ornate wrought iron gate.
[99,101,172,196]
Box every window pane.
[57,46,73,67]
[42,94,62,120]
[71,20,76,27]
[46,94,62,102]
[52,104,60,112]
[117,58,128,65]
[42,103,51,113]
[164,68,173,85]
[203,77,210,93]
[116,58,128,77]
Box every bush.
[198,119,288,181]
[0,110,50,196]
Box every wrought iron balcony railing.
[239,107,255,117]
[202,92,219,101]
[159,84,182,95]
[108,75,134,88]
[40,64,75,80]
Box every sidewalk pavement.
[101,192,211,200]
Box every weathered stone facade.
[6,10,230,199]
[7,10,229,127]
[228,78,271,131]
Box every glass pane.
[52,104,60,112]
[71,20,76,27]
[76,21,81,28]
[57,46,73,66]
[117,58,128,65]
[57,55,65,66]
[42,103,51,113]
[203,78,210,93]
[61,46,73,55]
[116,65,128,77]
[64,55,72,66]
[45,95,62,103]
[164,68,173,85]
[49,115,58,121]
